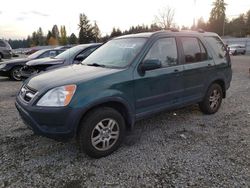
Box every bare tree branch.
[154,6,175,29]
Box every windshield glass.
[55,45,84,60]
[28,50,47,59]
[82,38,146,68]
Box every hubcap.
[13,68,22,80]
[209,89,221,109]
[91,118,119,151]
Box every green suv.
[16,31,232,158]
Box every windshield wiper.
[87,63,106,67]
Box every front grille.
[20,85,37,103]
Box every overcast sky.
[0,0,250,39]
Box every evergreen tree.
[78,13,94,44]
[68,33,78,44]
[51,25,60,43]
[110,28,122,38]
[208,0,227,35]
[37,27,45,45]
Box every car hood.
[26,57,64,66]
[26,65,122,91]
[4,58,32,65]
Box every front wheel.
[10,66,22,81]
[78,107,125,158]
[199,83,223,114]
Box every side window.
[0,41,6,47]
[181,37,208,63]
[205,36,226,58]
[144,38,178,67]
[74,47,97,63]
[39,51,50,58]
[49,50,57,57]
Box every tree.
[31,31,38,46]
[93,21,101,42]
[51,25,60,41]
[68,33,78,44]
[208,0,227,36]
[37,27,45,45]
[60,25,67,45]
[246,10,250,35]
[196,17,207,30]
[46,31,53,44]
[110,28,122,38]
[154,6,175,29]
[78,13,94,44]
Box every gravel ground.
[0,56,249,188]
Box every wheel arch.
[75,98,135,137]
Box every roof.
[115,30,219,39]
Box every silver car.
[0,39,12,61]
[228,44,246,55]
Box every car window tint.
[39,51,50,58]
[205,36,226,58]
[0,41,6,47]
[181,37,208,63]
[49,51,57,57]
[144,38,178,67]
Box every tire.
[233,50,237,56]
[78,107,126,158]
[199,83,223,114]
[242,50,246,55]
[0,53,3,61]
[10,66,22,81]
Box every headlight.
[0,64,6,69]
[37,85,76,107]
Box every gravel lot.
[0,56,249,187]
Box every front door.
[134,37,184,118]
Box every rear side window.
[144,38,178,67]
[181,37,208,63]
[205,36,226,58]
[0,40,6,47]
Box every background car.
[0,39,12,61]
[21,43,102,79]
[228,44,246,55]
[0,48,64,81]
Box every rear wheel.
[199,83,223,114]
[242,50,246,55]
[10,66,22,81]
[78,107,125,158]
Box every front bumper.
[15,96,83,140]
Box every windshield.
[82,38,147,68]
[55,45,84,60]
[28,50,47,59]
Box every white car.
[228,44,246,55]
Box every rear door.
[179,36,215,103]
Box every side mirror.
[75,55,87,62]
[140,59,161,72]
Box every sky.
[0,0,250,39]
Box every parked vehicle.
[228,44,246,55]
[0,49,64,81]
[0,39,12,61]
[16,31,232,158]
[21,43,101,79]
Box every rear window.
[180,37,208,63]
[205,36,226,58]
